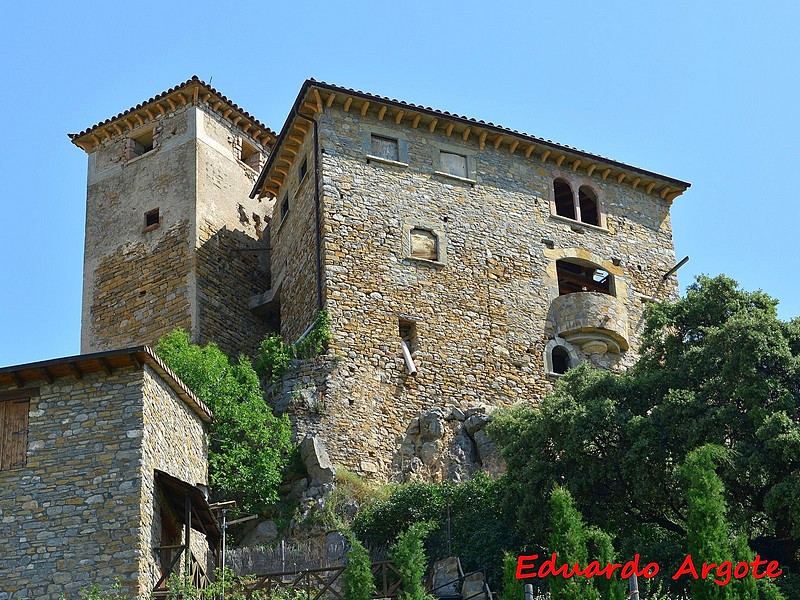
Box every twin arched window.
[553,179,601,227]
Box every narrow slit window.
[143,208,161,232]
[399,319,418,377]
[280,195,290,221]
[553,179,576,220]
[299,157,308,183]
[579,186,599,226]
[440,151,468,178]
[370,135,399,161]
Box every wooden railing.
[153,545,211,594]
[240,560,403,599]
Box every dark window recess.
[299,157,308,182]
[410,228,438,261]
[125,129,155,160]
[0,396,30,470]
[399,319,417,347]
[553,179,576,220]
[579,186,599,226]
[371,135,399,161]
[556,260,613,295]
[440,151,468,178]
[144,208,161,230]
[280,196,290,221]
[241,140,261,170]
[551,346,571,374]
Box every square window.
[143,208,161,232]
[125,129,155,160]
[280,195,290,221]
[410,228,438,261]
[241,140,261,170]
[440,151,468,178]
[370,135,399,162]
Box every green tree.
[343,533,377,600]
[390,522,435,600]
[156,329,292,511]
[489,276,800,577]
[498,551,524,600]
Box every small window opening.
[143,208,161,232]
[410,228,438,261]
[125,129,155,160]
[440,151,468,178]
[371,135,399,161]
[551,346,571,375]
[579,186,599,226]
[556,259,613,295]
[241,140,261,170]
[280,196,290,221]
[299,157,308,182]
[399,319,418,377]
[553,179,575,220]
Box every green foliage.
[156,329,293,512]
[498,551,525,600]
[488,275,800,592]
[354,475,517,581]
[390,522,436,600]
[344,533,378,600]
[58,581,129,599]
[255,310,332,382]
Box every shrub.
[344,533,377,600]
[390,522,436,600]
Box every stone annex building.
[0,77,689,598]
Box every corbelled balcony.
[547,291,629,355]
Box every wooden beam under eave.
[646,182,656,194]
[265,186,279,198]
[69,362,83,380]
[509,140,519,154]
[479,131,488,149]
[617,173,626,184]
[288,135,303,146]
[378,106,387,121]
[99,357,113,376]
[462,126,471,141]
[326,93,336,108]
[202,93,212,103]
[555,154,566,167]
[631,177,641,190]
[75,140,92,152]
[660,186,671,199]
[124,118,134,130]
[541,149,551,162]
[212,101,222,111]
[192,86,199,104]
[232,116,242,126]
[144,108,154,120]
[525,144,535,158]
[155,104,165,117]
[493,135,504,149]
[428,118,439,133]
[395,109,405,125]
[344,97,353,112]
[293,122,309,134]
[166,98,176,111]
[303,101,319,113]
[269,176,283,187]
[412,114,421,129]
[572,159,582,172]
[446,123,455,137]
[40,367,53,384]
[360,101,370,116]
[665,191,682,203]
[284,145,299,156]
[274,166,289,176]
[134,114,145,126]
[90,134,101,146]
[242,123,252,133]
[587,164,597,176]
[312,89,324,113]
[100,129,111,141]
[177,94,187,106]
[602,168,611,180]
[223,109,233,119]
[10,371,23,388]
[113,124,123,136]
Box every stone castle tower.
[70,78,690,481]
[70,77,274,356]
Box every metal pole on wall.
[629,573,640,600]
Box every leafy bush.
[156,329,293,512]
[255,310,332,383]
[344,533,377,600]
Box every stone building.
[0,347,218,599]
[249,80,690,480]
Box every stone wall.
[270,102,679,478]
[0,369,145,599]
[81,104,271,356]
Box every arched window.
[578,186,599,226]
[553,179,575,220]
[551,346,571,374]
[556,259,613,296]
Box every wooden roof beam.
[525,144,536,158]
[493,135,504,149]
[395,109,405,125]
[445,123,455,137]
[479,131,487,149]
[326,92,336,108]
[312,89,324,113]
[10,371,24,388]
[40,367,53,384]
[360,101,370,116]
[541,150,551,162]
[572,159,582,172]
[378,106,387,121]
[602,168,611,180]
[344,97,353,112]
[509,140,519,154]
[462,126,471,141]
[428,117,438,133]
[412,114,421,129]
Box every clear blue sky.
[1,1,797,366]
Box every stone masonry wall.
[276,103,679,478]
[138,366,209,594]
[0,369,145,599]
